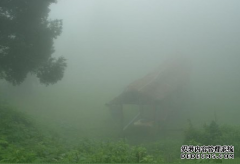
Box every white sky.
[49,0,240,93]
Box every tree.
[0,0,67,85]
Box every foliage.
[0,0,67,85]
[144,139,181,163]
[183,120,240,163]
[59,139,159,163]
[1,103,240,163]
[184,120,223,146]
[0,103,161,163]
[0,103,67,162]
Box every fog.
[1,0,240,142]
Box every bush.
[0,103,66,162]
[59,139,159,163]
[0,103,161,163]
[1,103,239,163]
[183,120,240,163]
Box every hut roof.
[125,57,191,101]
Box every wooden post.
[119,104,124,138]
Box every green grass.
[1,83,240,163]
[1,101,240,163]
[0,102,161,162]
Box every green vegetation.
[0,0,66,85]
[183,120,240,163]
[0,102,239,163]
[184,120,240,156]
[0,103,162,163]
[0,103,66,162]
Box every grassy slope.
[1,102,240,163]
[1,82,240,163]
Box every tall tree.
[0,0,66,85]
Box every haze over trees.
[0,0,67,85]
[0,0,240,162]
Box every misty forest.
[0,0,240,163]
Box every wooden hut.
[106,57,191,134]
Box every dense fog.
[1,0,240,142]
